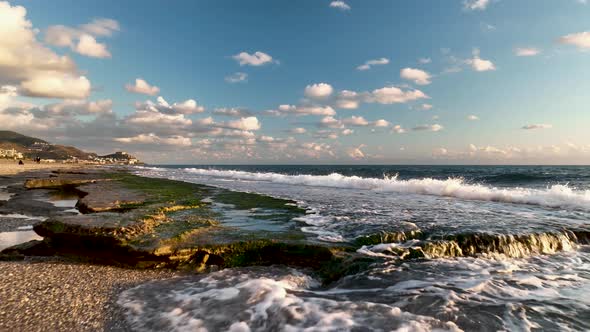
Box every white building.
[0,148,24,159]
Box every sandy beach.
[0,159,89,176]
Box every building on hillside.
[0,148,24,159]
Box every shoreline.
[0,159,91,176]
[0,167,181,331]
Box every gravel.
[0,258,179,331]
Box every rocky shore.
[0,167,371,331]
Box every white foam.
[183,168,590,210]
[0,213,47,221]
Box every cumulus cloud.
[348,145,366,159]
[44,99,113,116]
[334,90,360,109]
[342,115,369,126]
[558,31,590,49]
[356,57,389,71]
[466,49,496,71]
[125,78,160,96]
[373,119,390,127]
[232,51,275,66]
[418,57,432,64]
[304,83,334,99]
[45,18,119,58]
[463,0,490,11]
[391,125,407,134]
[213,107,252,117]
[467,115,479,120]
[514,47,541,57]
[0,2,91,99]
[369,86,429,104]
[219,117,261,131]
[412,124,443,132]
[330,1,351,11]
[521,124,552,130]
[19,75,91,99]
[400,68,432,85]
[267,104,336,117]
[290,127,307,134]
[115,133,192,147]
[225,72,248,83]
[135,96,204,115]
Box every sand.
[0,159,89,176]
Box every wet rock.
[24,178,96,189]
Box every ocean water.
[122,165,590,331]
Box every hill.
[0,131,96,160]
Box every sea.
[120,165,590,331]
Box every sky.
[1,0,590,164]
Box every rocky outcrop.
[24,178,96,189]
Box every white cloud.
[80,18,119,36]
[558,31,590,49]
[463,0,490,11]
[20,75,91,99]
[356,57,389,71]
[522,124,552,130]
[348,145,366,159]
[392,125,407,134]
[304,83,333,99]
[432,147,449,156]
[232,51,275,66]
[320,116,344,128]
[335,90,360,109]
[268,104,336,117]
[290,127,307,134]
[418,103,433,111]
[514,47,541,57]
[418,57,432,64]
[225,72,248,83]
[412,124,443,132]
[170,99,204,114]
[400,68,432,85]
[342,115,369,126]
[0,2,91,99]
[44,99,112,116]
[45,18,118,58]
[467,115,479,120]
[136,96,204,115]
[213,107,251,117]
[75,34,110,58]
[369,86,429,104]
[466,49,496,71]
[115,133,191,147]
[341,128,354,135]
[221,116,261,131]
[373,119,390,127]
[126,78,160,96]
[330,1,351,11]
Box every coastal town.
[0,131,141,165]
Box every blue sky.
[2,0,590,164]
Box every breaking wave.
[184,168,590,210]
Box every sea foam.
[183,168,590,210]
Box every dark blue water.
[153,164,590,189]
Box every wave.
[183,168,590,210]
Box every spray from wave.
[183,168,590,210]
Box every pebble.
[0,258,178,331]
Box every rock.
[0,240,56,257]
[75,181,147,213]
[24,178,96,189]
